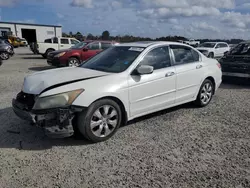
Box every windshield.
[81,46,144,73]
[199,43,216,48]
[70,42,88,49]
[229,43,250,55]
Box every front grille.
[16,91,35,110]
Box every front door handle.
[165,72,175,77]
[61,45,64,47]
[196,65,203,69]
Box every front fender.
[72,90,129,114]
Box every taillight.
[217,63,221,69]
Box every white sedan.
[12,41,222,142]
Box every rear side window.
[53,37,58,44]
[88,42,100,50]
[139,46,171,70]
[170,45,200,65]
[221,43,228,48]
[44,39,52,43]
[61,38,69,44]
[101,42,112,50]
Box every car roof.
[117,41,188,48]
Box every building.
[0,21,62,43]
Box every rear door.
[170,45,204,103]
[60,38,71,49]
[81,42,101,60]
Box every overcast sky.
[0,0,250,39]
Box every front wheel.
[195,79,214,107]
[77,99,122,142]
[68,57,80,67]
[0,52,10,60]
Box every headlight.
[33,89,84,110]
[54,52,66,58]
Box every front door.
[128,46,176,118]
[170,45,204,103]
[60,38,71,50]
[81,42,101,61]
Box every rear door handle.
[196,65,203,69]
[165,72,175,77]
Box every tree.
[62,32,68,37]
[86,33,94,40]
[102,30,110,40]
[69,31,73,37]
[75,31,83,40]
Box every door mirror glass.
[83,47,88,52]
[136,65,154,75]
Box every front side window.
[199,43,216,48]
[170,45,199,65]
[70,42,88,49]
[81,46,144,73]
[139,46,171,70]
[87,42,100,50]
[61,38,69,44]
[70,39,79,45]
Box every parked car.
[47,41,117,67]
[196,42,230,58]
[19,38,28,47]
[8,35,20,48]
[0,57,2,66]
[12,41,222,142]
[184,39,200,47]
[0,39,14,60]
[219,41,250,79]
[37,37,80,58]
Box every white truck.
[37,37,80,58]
[184,39,200,47]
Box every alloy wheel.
[69,59,80,67]
[0,53,9,60]
[90,105,118,138]
[200,83,213,104]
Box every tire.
[68,57,80,67]
[43,49,54,59]
[208,52,214,58]
[0,52,10,60]
[195,79,214,107]
[77,99,122,143]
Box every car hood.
[196,47,212,51]
[22,67,111,94]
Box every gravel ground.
[0,48,249,188]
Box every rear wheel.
[0,52,10,60]
[68,57,80,67]
[77,99,122,142]
[195,79,214,107]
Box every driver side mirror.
[136,65,154,75]
[215,46,219,49]
[83,47,88,52]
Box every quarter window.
[44,39,52,43]
[139,46,171,70]
[170,45,200,65]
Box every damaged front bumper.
[12,98,83,138]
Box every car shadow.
[28,66,56,71]
[22,57,45,60]
[221,77,250,89]
[125,102,195,126]
[0,103,195,151]
[0,107,93,150]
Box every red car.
[47,40,118,67]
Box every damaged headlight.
[33,89,84,110]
